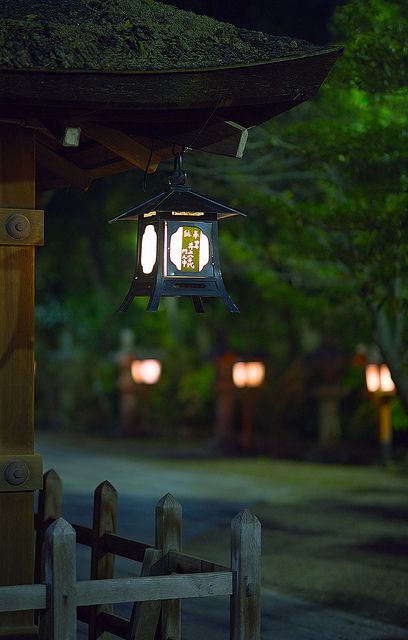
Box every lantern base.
[118,275,239,313]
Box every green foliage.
[391,398,408,431]
[187,0,408,432]
[177,362,215,420]
[332,0,407,92]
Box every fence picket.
[89,481,118,640]
[39,518,77,640]
[230,510,261,640]
[29,479,260,639]
[155,493,182,640]
[128,548,162,640]
[35,469,62,584]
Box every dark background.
[161,0,343,42]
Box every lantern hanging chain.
[143,96,223,190]
[169,97,224,187]
[142,142,155,192]
[187,97,223,151]
[169,153,187,187]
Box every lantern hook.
[169,153,187,188]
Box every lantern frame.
[110,156,246,313]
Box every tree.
[195,0,408,412]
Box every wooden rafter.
[39,120,81,148]
[80,123,162,173]
[167,120,250,158]
[87,159,134,180]
[36,143,92,191]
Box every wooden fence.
[0,469,261,640]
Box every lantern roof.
[0,1,343,192]
[109,187,246,222]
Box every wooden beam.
[64,141,124,168]
[0,584,46,613]
[37,120,81,147]
[168,551,229,574]
[0,123,37,637]
[36,513,152,561]
[78,609,129,639]
[164,120,249,158]
[81,123,161,173]
[87,159,135,180]
[36,142,92,191]
[36,130,62,152]
[75,572,233,606]
[200,121,249,158]
[0,571,233,612]
[102,531,151,562]
[0,47,343,113]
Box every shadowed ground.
[37,432,408,639]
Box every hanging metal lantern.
[110,154,245,313]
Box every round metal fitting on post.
[4,461,31,486]
[5,214,31,240]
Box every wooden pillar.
[378,397,392,463]
[215,352,236,449]
[0,124,43,637]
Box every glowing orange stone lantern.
[131,359,162,385]
[232,360,266,450]
[232,361,266,389]
[365,362,396,462]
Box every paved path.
[76,592,408,640]
[37,434,408,640]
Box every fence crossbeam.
[0,571,233,614]
[26,477,262,640]
[0,584,46,613]
[76,571,232,606]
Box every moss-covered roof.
[0,0,319,72]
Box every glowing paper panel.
[169,226,209,272]
[140,224,157,274]
[380,364,395,393]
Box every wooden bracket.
[0,454,43,492]
[81,123,161,173]
[36,143,92,191]
[0,208,44,246]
